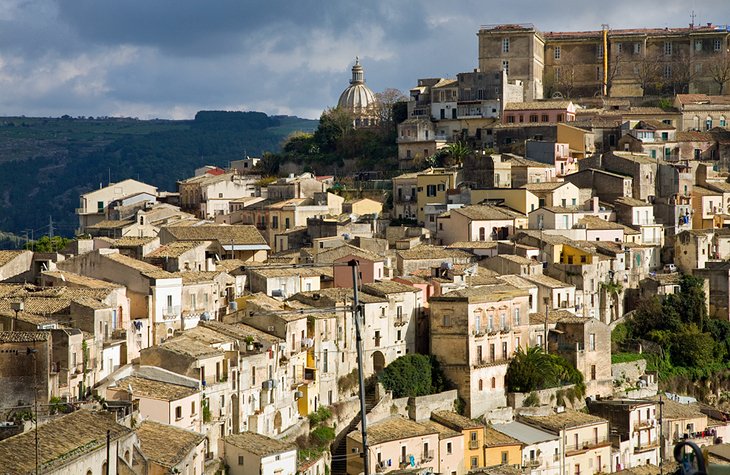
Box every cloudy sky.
[0,0,725,119]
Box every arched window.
[479,227,486,241]
[491,377,497,389]
[706,117,713,131]
[478,379,483,391]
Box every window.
[443,315,451,327]
[323,349,329,372]
[513,308,520,326]
[502,38,510,53]
[715,39,723,52]
[597,44,604,59]
[191,401,196,415]
[664,41,672,56]
[175,406,182,420]
[479,227,486,240]
[664,64,672,79]
[695,40,703,52]
[238,455,244,465]
[529,114,538,123]
[589,333,596,351]
[284,217,290,229]
[554,67,560,82]
[591,365,597,380]
[617,43,623,54]
[491,377,496,389]
[557,113,564,122]
[97,200,104,212]
[478,379,483,390]
[507,115,515,123]
[706,118,713,131]
[471,457,478,469]
[502,60,509,75]
[272,216,278,229]
[447,442,452,455]
[541,114,549,122]
[634,42,641,54]
[437,183,445,192]
[426,184,437,197]
[554,46,561,60]
[721,117,727,127]
[502,451,509,464]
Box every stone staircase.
[331,384,378,475]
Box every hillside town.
[3,21,730,475]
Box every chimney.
[206,257,216,272]
[592,197,599,213]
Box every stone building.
[478,23,730,98]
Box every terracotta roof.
[484,426,522,447]
[162,225,268,247]
[419,420,461,440]
[676,131,715,142]
[224,431,296,457]
[504,101,572,111]
[361,281,420,296]
[520,409,607,433]
[528,309,581,325]
[158,335,225,358]
[87,219,134,229]
[0,331,50,343]
[249,266,331,278]
[650,396,705,420]
[146,241,208,258]
[104,252,174,277]
[118,375,198,401]
[431,410,482,430]
[316,244,382,263]
[42,271,121,290]
[397,245,473,261]
[112,236,158,247]
[521,182,569,192]
[676,94,730,106]
[0,250,30,267]
[430,284,528,303]
[447,241,499,250]
[522,274,573,289]
[136,421,205,468]
[453,204,524,221]
[577,215,626,230]
[0,410,131,473]
[349,416,437,445]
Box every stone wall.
[408,390,459,422]
[507,384,585,410]
[612,359,647,385]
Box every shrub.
[523,391,540,407]
[308,406,332,427]
[310,426,335,446]
[379,354,450,398]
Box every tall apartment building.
[478,23,730,99]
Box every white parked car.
[663,264,677,273]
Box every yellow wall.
[351,199,383,216]
[470,189,539,214]
[484,444,522,468]
[416,171,457,224]
[297,384,310,415]
[557,123,589,159]
[463,428,485,469]
[560,244,594,265]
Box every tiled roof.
[146,241,208,258]
[361,281,420,296]
[104,252,174,277]
[87,219,134,229]
[0,410,131,473]
[504,101,571,111]
[162,225,268,246]
[577,216,626,230]
[507,155,553,168]
[493,254,535,265]
[520,409,607,432]
[349,416,437,445]
[136,421,205,468]
[484,426,522,447]
[397,245,473,260]
[249,266,331,278]
[0,331,50,343]
[521,182,568,192]
[676,131,715,142]
[614,197,650,207]
[430,284,528,303]
[676,94,730,106]
[528,309,584,325]
[523,274,572,289]
[0,250,30,267]
[224,431,296,457]
[419,420,461,439]
[118,375,198,401]
[158,335,225,358]
[112,236,158,247]
[431,410,482,430]
[316,244,382,264]
[42,271,120,290]
[610,152,657,165]
[289,288,387,306]
[447,241,499,250]
[453,205,524,221]
[650,396,705,420]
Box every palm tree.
[505,346,553,393]
[443,141,471,167]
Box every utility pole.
[26,346,39,475]
[106,429,111,475]
[349,259,369,475]
[543,297,550,353]
[659,394,665,475]
[48,216,54,239]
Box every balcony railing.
[421,450,434,463]
[565,437,611,455]
[162,305,180,319]
[469,439,480,450]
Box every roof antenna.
[690,10,696,29]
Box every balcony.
[162,305,180,319]
[634,440,660,453]
[395,316,407,327]
[523,457,542,468]
[633,420,653,431]
[565,437,611,456]
[421,450,434,463]
[469,439,480,450]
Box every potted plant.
[244,336,255,351]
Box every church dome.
[337,57,377,114]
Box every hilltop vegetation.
[0,112,317,240]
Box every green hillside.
[0,112,317,241]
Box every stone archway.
[372,351,386,374]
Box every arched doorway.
[273,411,282,433]
[372,351,386,374]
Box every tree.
[550,52,579,98]
[709,54,730,95]
[374,88,407,133]
[443,141,472,167]
[633,52,663,96]
[506,346,584,395]
[24,235,70,252]
[670,326,715,369]
[667,52,696,94]
[313,107,354,153]
[379,354,449,398]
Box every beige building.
[158,225,270,262]
[347,416,440,475]
[521,409,612,475]
[430,285,531,417]
[479,23,730,99]
[674,94,730,131]
[222,432,298,475]
[0,410,137,475]
[436,204,527,245]
[77,178,158,234]
[136,420,207,475]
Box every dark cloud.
[0,0,726,119]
